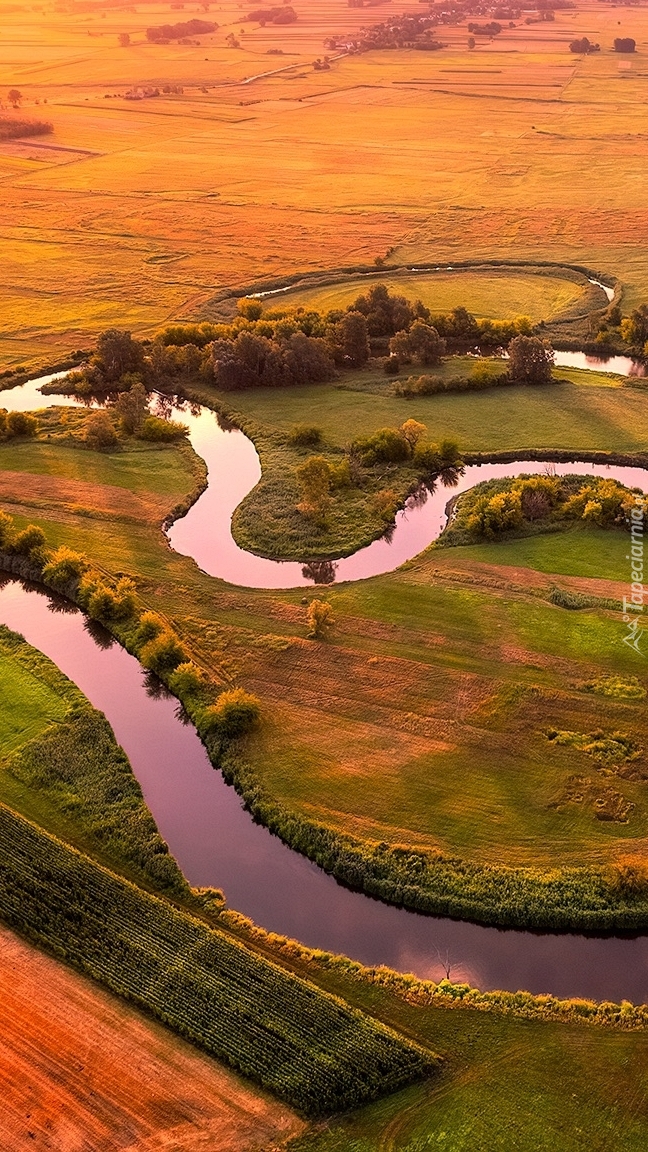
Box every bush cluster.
[0,409,38,440]
[453,474,638,540]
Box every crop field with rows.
[0,802,436,1117]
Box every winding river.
[2,368,648,1001]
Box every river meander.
[2,368,648,1000]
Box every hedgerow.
[0,805,436,1115]
[221,910,648,1032]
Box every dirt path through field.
[0,925,303,1151]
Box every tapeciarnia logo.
[622,495,645,654]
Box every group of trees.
[570,37,637,54]
[146,19,217,42]
[595,302,648,355]
[325,13,444,52]
[621,304,648,351]
[569,36,600,53]
[212,330,335,390]
[70,289,553,401]
[293,418,462,528]
[456,474,636,540]
[247,6,297,24]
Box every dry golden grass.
[0,2,647,366]
[0,923,302,1152]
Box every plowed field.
[0,924,302,1152]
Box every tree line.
[63,286,555,399]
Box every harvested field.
[0,923,303,1152]
[1,2,648,367]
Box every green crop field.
[0,803,435,1117]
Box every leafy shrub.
[330,458,352,488]
[0,510,14,547]
[138,415,188,442]
[296,455,333,520]
[549,587,592,610]
[610,857,648,897]
[394,370,511,398]
[562,478,635,527]
[201,688,261,737]
[140,630,188,674]
[169,661,206,697]
[288,423,322,447]
[0,409,38,439]
[372,488,399,522]
[352,427,410,465]
[79,575,136,622]
[10,524,47,560]
[467,490,523,538]
[307,599,334,639]
[42,546,86,589]
[85,410,118,450]
[135,611,164,645]
[581,676,646,701]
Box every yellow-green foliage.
[0,410,38,440]
[79,574,136,622]
[138,415,188,442]
[581,676,647,701]
[169,660,207,697]
[139,630,188,674]
[201,688,261,738]
[546,729,642,765]
[42,546,87,589]
[307,600,334,640]
[135,611,164,645]
[563,478,637,527]
[458,475,637,539]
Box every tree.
[327,311,370,366]
[468,36,476,49]
[95,329,144,384]
[400,419,427,451]
[115,380,148,434]
[238,297,263,320]
[8,90,22,109]
[614,38,636,53]
[85,411,118,451]
[390,321,445,366]
[283,332,334,385]
[507,334,554,385]
[307,599,334,639]
[118,32,131,46]
[350,284,414,337]
[296,455,333,519]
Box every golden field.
[0,0,647,367]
